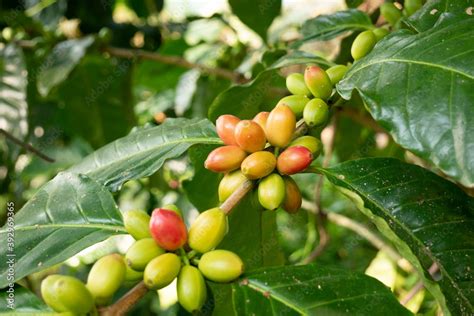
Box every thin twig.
[104,46,248,83]
[0,128,55,163]
[99,281,148,316]
[220,180,254,215]
[401,263,439,306]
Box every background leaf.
[319,158,474,315]
[337,18,474,187]
[0,172,125,288]
[232,264,411,315]
[0,285,52,313]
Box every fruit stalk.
[219,179,254,215]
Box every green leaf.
[69,118,222,191]
[24,0,67,30]
[269,51,334,70]
[405,0,474,32]
[37,36,95,96]
[0,285,52,313]
[229,0,281,41]
[232,264,412,315]
[0,172,125,288]
[337,18,474,187]
[298,9,373,44]
[319,158,474,315]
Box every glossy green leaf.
[70,118,222,191]
[337,17,474,187]
[0,172,125,288]
[24,0,67,29]
[229,0,281,41]
[298,9,373,44]
[37,36,95,96]
[232,264,411,315]
[319,158,474,315]
[269,51,334,70]
[0,285,52,313]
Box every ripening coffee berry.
[266,105,296,148]
[372,27,389,41]
[216,115,240,145]
[161,204,182,217]
[286,73,311,96]
[188,207,228,253]
[289,136,322,157]
[87,254,126,302]
[326,65,348,85]
[41,275,94,314]
[277,95,310,118]
[380,3,402,26]
[351,30,376,61]
[303,98,329,127]
[177,266,207,313]
[241,151,276,180]
[198,250,244,283]
[149,208,187,251]
[404,0,422,16]
[234,120,266,153]
[258,173,285,210]
[277,146,313,175]
[304,66,333,100]
[253,112,269,132]
[123,210,151,240]
[218,170,247,202]
[125,238,165,271]
[144,253,181,290]
[125,265,144,283]
[283,176,302,213]
[205,146,247,173]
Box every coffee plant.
[0,0,473,315]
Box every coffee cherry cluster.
[40,206,243,314]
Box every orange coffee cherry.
[205,146,247,173]
[253,112,270,133]
[265,105,296,148]
[234,120,266,153]
[241,151,276,179]
[282,176,302,213]
[216,115,240,145]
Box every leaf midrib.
[0,223,127,234]
[302,23,374,40]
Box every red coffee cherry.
[277,146,313,175]
[205,146,247,173]
[234,120,266,153]
[149,208,187,251]
[216,115,240,145]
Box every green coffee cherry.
[188,207,228,253]
[304,66,333,100]
[123,210,151,240]
[351,30,377,61]
[326,65,348,85]
[286,73,310,96]
[258,174,285,211]
[177,266,207,313]
[241,151,277,180]
[198,250,244,283]
[380,3,402,26]
[87,254,126,302]
[303,98,329,127]
[289,136,322,157]
[218,170,247,202]
[404,0,422,16]
[276,95,310,118]
[373,27,389,41]
[41,275,94,314]
[125,238,165,271]
[144,253,181,290]
[125,265,144,283]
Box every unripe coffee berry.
[123,210,151,240]
[218,170,247,202]
[304,66,333,100]
[216,114,240,145]
[205,145,247,173]
[373,27,389,41]
[258,173,285,210]
[289,136,322,157]
[198,250,244,283]
[351,30,376,61]
[253,112,269,132]
[188,207,228,253]
[125,265,144,283]
[286,73,310,96]
[303,98,329,127]
[149,208,187,251]
[125,238,165,271]
[177,265,207,313]
[283,176,302,213]
[161,204,182,217]
[241,151,276,180]
[326,65,348,85]
[380,3,402,26]
[234,120,266,153]
[41,275,94,314]
[266,105,296,148]
[277,95,310,118]
[277,146,313,175]
[87,254,126,302]
[404,0,422,16]
[144,253,181,290]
